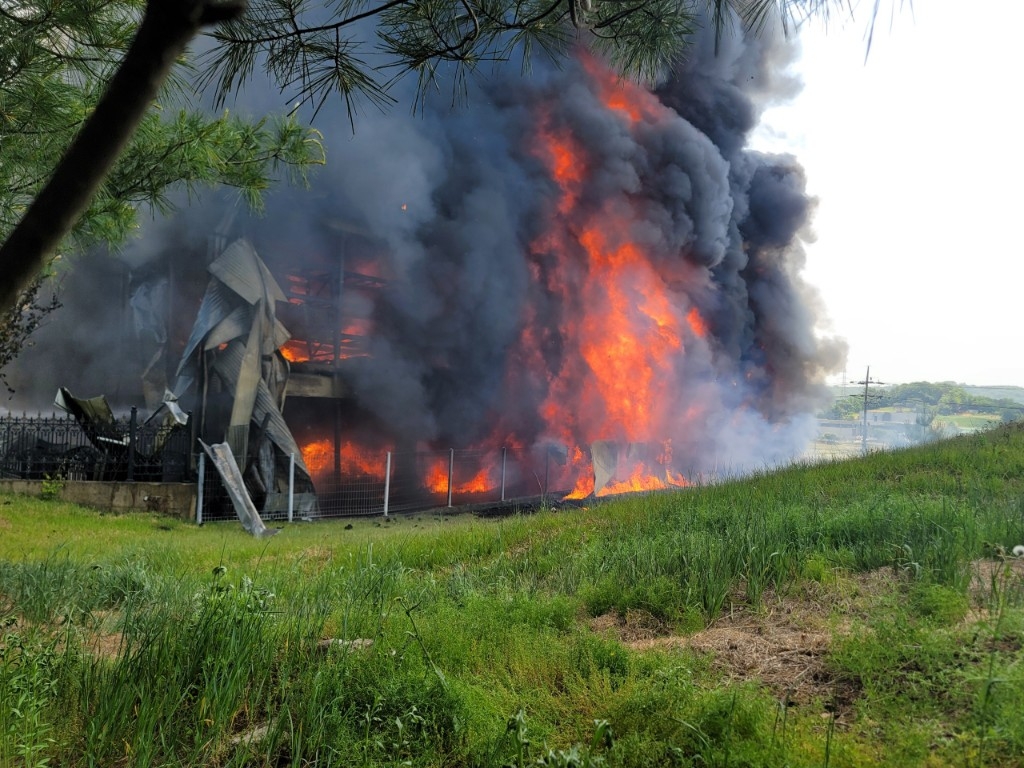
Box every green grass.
[937,414,1003,431]
[1,423,1024,766]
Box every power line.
[852,366,885,454]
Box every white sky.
[753,1,1024,388]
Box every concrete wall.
[0,479,197,520]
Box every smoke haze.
[5,16,846,478]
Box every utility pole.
[853,366,885,454]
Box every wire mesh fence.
[197,443,575,523]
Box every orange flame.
[280,340,310,363]
[515,56,705,497]
[581,53,661,125]
[301,439,386,480]
[423,457,494,495]
[687,307,708,338]
[595,469,688,498]
[565,474,594,500]
[298,57,704,502]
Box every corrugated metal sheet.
[174,239,318,517]
[200,440,279,538]
[202,304,251,350]
[176,281,236,378]
[208,239,287,306]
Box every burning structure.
[4,21,844,511]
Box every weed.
[497,710,613,768]
[39,475,64,501]
[908,582,968,625]
[0,623,67,768]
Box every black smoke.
[4,16,845,475]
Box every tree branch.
[211,0,413,45]
[0,0,247,314]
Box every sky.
[752,1,1024,388]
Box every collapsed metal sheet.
[175,238,318,518]
[589,441,672,496]
[200,440,279,538]
[54,387,127,449]
[590,440,618,496]
[208,239,287,307]
[52,387,190,482]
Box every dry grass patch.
[85,629,124,660]
[589,570,905,709]
[969,557,1024,603]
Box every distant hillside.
[965,385,1024,404]
[826,383,1024,406]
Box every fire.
[423,457,493,495]
[300,439,333,475]
[301,439,387,479]
[424,459,448,493]
[301,56,706,503]
[565,474,594,500]
[459,468,492,494]
[581,53,661,124]
[520,56,705,497]
[536,111,586,215]
[280,340,310,363]
[563,440,688,500]
[279,318,373,363]
[687,307,707,338]
[596,467,685,498]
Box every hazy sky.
[753,1,1024,388]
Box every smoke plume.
[5,16,845,479]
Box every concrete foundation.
[0,479,197,520]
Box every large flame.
[522,57,703,496]
[293,56,718,501]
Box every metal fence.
[0,411,574,522]
[197,444,575,523]
[0,411,189,483]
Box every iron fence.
[0,411,189,483]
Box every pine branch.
[0,0,248,315]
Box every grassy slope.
[1,424,1023,767]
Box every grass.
[0,423,1023,766]
[938,414,1003,431]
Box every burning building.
[3,20,845,512]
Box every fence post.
[383,451,391,518]
[196,451,205,525]
[288,452,295,523]
[544,449,550,497]
[501,446,507,502]
[3,419,10,476]
[447,448,454,508]
[127,406,137,482]
[19,422,26,476]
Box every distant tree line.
[822,382,1023,424]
